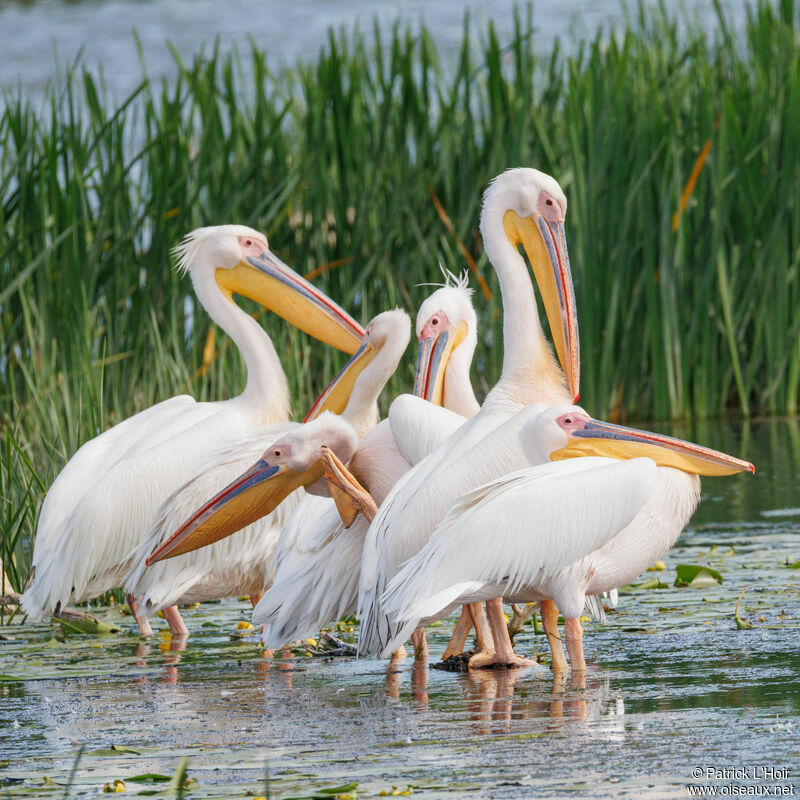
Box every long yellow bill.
[216,248,364,354]
[503,210,580,402]
[146,461,318,564]
[413,320,468,404]
[551,417,755,477]
[302,341,378,421]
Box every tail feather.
[584,593,606,623]
[377,581,484,658]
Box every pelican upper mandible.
[356,168,580,665]
[21,225,363,636]
[381,404,754,670]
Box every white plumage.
[378,401,752,670]
[123,422,301,611]
[255,281,481,649]
[22,225,363,629]
[381,457,658,639]
[357,169,580,659]
[125,308,411,621]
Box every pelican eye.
[546,199,553,207]
[564,416,573,424]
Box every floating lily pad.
[284,782,359,800]
[638,577,670,590]
[126,773,172,783]
[56,612,121,636]
[674,564,723,588]
[90,745,142,756]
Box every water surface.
[1,417,798,798]
[0,0,769,103]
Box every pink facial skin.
[238,234,267,257]
[555,411,591,435]
[537,191,565,224]
[419,310,451,340]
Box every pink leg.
[469,598,536,669]
[411,628,428,662]
[441,606,473,659]
[540,599,568,673]
[564,617,586,673]
[250,593,265,636]
[161,605,189,639]
[469,603,495,654]
[127,593,153,637]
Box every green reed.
[1,1,798,588]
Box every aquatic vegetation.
[1,2,798,584]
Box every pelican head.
[523,405,755,477]
[146,412,359,564]
[481,169,579,401]
[176,225,364,354]
[413,272,477,404]
[304,308,411,422]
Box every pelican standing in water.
[22,226,363,636]
[253,278,490,655]
[356,168,580,667]
[382,405,754,670]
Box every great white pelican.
[21,225,363,636]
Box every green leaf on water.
[674,564,723,588]
[317,783,358,795]
[90,745,141,756]
[283,783,360,800]
[57,614,121,636]
[638,577,669,590]
[126,773,171,783]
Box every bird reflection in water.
[128,635,187,685]
[255,649,296,690]
[382,657,626,737]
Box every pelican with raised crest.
[356,168,580,667]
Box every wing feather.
[122,422,300,611]
[380,458,658,655]
[388,395,468,466]
[22,405,253,618]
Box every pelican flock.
[27,168,754,680]
[22,225,364,635]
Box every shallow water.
[1,417,799,798]
[0,0,766,103]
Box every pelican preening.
[22,225,364,635]
[27,167,753,680]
